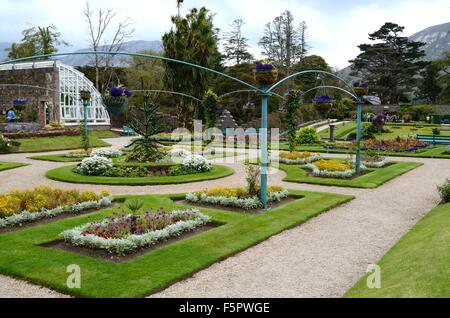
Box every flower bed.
[361,158,389,168]
[91,149,122,158]
[60,208,210,255]
[186,186,289,210]
[278,151,321,164]
[65,150,91,158]
[0,187,112,228]
[305,160,367,179]
[326,137,429,153]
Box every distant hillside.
[409,22,450,61]
[339,22,450,79]
[0,42,12,62]
[60,40,163,66]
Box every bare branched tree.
[83,1,135,90]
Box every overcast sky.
[0,0,449,69]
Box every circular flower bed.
[278,151,321,165]
[305,159,366,179]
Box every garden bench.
[122,126,136,136]
[417,134,450,145]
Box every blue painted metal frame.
[0,52,364,210]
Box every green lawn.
[0,161,29,172]
[29,151,243,163]
[13,130,120,153]
[46,164,235,185]
[280,161,422,188]
[319,122,450,140]
[345,202,450,298]
[0,191,353,298]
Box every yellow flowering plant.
[314,160,350,172]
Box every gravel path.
[0,137,448,297]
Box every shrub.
[432,128,441,135]
[245,164,261,196]
[0,134,13,153]
[438,180,450,203]
[91,148,122,158]
[125,199,144,213]
[76,156,113,176]
[296,127,320,145]
[181,155,211,173]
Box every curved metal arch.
[302,85,357,100]
[219,89,285,100]
[129,90,202,102]
[0,51,261,93]
[268,70,355,94]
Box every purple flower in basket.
[124,90,132,97]
[313,95,334,104]
[109,86,124,97]
[12,99,27,105]
[256,63,274,71]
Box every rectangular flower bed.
[305,160,367,179]
[278,151,321,165]
[0,186,112,229]
[186,187,289,211]
[60,208,211,255]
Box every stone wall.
[0,67,60,127]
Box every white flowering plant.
[182,155,211,173]
[76,156,114,176]
[91,148,122,158]
[186,188,289,211]
[305,162,367,179]
[60,208,210,255]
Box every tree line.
[3,1,450,129]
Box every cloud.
[0,0,449,69]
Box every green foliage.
[6,24,67,59]
[245,164,261,196]
[296,127,320,145]
[126,99,166,162]
[417,62,442,103]
[78,123,90,151]
[282,90,301,151]
[223,19,253,65]
[163,7,221,129]
[432,128,441,135]
[201,89,219,128]
[409,105,436,121]
[292,55,331,97]
[350,22,427,104]
[438,180,450,203]
[125,199,144,213]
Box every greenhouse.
[0,61,110,128]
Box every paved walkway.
[0,137,448,297]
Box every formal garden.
[0,2,450,301]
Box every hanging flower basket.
[353,80,369,97]
[243,102,256,110]
[254,61,278,86]
[12,99,27,111]
[102,87,131,115]
[313,95,334,113]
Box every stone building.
[0,61,110,128]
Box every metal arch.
[130,90,202,103]
[0,51,262,93]
[301,85,358,100]
[219,89,285,100]
[268,70,355,94]
[0,83,61,93]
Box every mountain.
[409,22,450,61]
[60,40,163,66]
[338,22,450,78]
[0,42,12,62]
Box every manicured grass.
[277,143,450,159]
[319,122,450,140]
[46,164,234,185]
[345,202,450,298]
[280,161,422,188]
[13,130,120,153]
[0,161,29,172]
[0,191,353,297]
[29,151,243,163]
